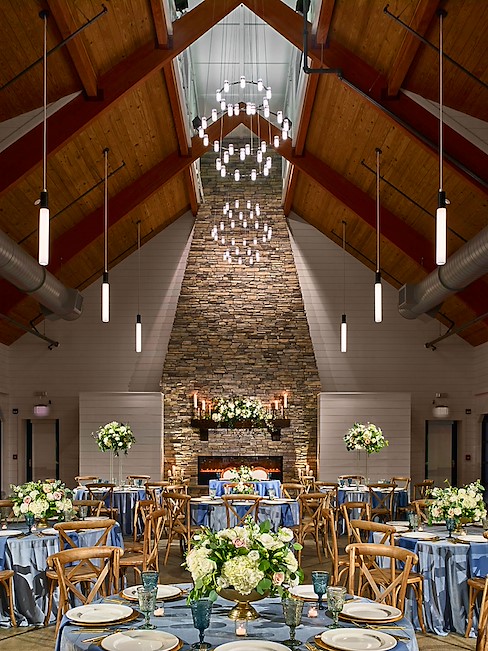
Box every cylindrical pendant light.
[375,148,383,323]
[38,10,50,266]
[436,9,447,266]
[101,148,110,323]
[135,221,142,353]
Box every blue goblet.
[446,517,457,540]
[311,571,329,610]
[141,570,159,591]
[25,512,34,534]
[190,598,213,650]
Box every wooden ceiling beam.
[243,0,488,197]
[254,113,488,323]
[47,0,98,97]
[150,0,173,49]
[0,113,241,313]
[387,0,439,97]
[0,0,241,198]
[312,0,336,47]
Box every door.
[26,419,59,481]
[425,419,457,486]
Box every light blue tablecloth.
[57,587,419,651]
[75,488,145,535]
[190,499,299,532]
[208,479,281,497]
[395,524,486,636]
[0,523,123,627]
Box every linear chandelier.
[211,199,272,265]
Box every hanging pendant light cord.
[342,220,346,312]
[376,148,381,273]
[439,11,444,195]
[137,221,141,315]
[103,148,109,274]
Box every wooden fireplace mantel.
[190,418,290,441]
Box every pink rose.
[233,538,246,548]
[273,572,285,585]
[23,496,32,504]
[53,491,62,500]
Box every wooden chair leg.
[0,575,17,627]
[466,584,480,637]
[44,575,57,626]
[411,581,426,634]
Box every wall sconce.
[33,392,50,417]
[432,393,449,418]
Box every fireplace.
[198,456,283,485]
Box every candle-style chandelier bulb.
[229,144,235,156]
[240,148,246,161]
[221,165,226,177]
[223,80,230,92]
[234,103,239,116]
[261,141,266,153]
[240,75,245,89]
[216,90,221,102]
[266,87,272,99]
[211,108,218,122]
[203,134,209,147]
[277,110,283,124]
[255,204,260,215]
[220,99,226,110]
[234,199,239,208]
[245,143,251,156]
[227,104,233,117]
[257,150,263,163]
[263,166,269,176]
[214,140,220,152]
[251,169,257,181]
[234,170,240,181]
[198,126,204,138]
[216,157,221,171]
[256,251,260,262]
[282,129,288,140]
[257,78,263,91]
[273,135,280,147]
[223,151,229,164]
[201,117,207,130]
[243,219,247,228]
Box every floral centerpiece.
[10,479,73,520]
[225,466,256,495]
[93,421,136,456]
[344,422,388,453]
[185,519,303,607]
[210,397,273,429]
[428,480,486,525]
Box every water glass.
[311,570,329,610]
[282,597,304,648]
[407,512,420,531]
[268,488,276,499]
[190,598,213,650]
[141,570,159,591]
[137,587,156,629]
[327,586,347,628]
[78,505,88,520]
[209,488,217,499]
[25,512,34,534]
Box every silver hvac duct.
[399,223,488,319]
[0,229,83,321]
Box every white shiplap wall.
[0,343,8,394]
[3,213,194,490]
[318,392,411,481]
[287,213,478,485]
[79,392,164,480]
[474,341,488,415]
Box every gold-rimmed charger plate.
[339,602,402,624]
[67,605,140,627]
[122,585,182,601]
[314,629,397,651]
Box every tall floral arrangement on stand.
[93,421,136,484]
[344,422,388,481]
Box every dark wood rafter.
[150,0,173,49]
[0,0,241,198]
[312,0,336,47]
[242,0,488,196]
[0,113,242,314]
[47,0,98,97]
[386,0,439,97]
[282,166,297,216]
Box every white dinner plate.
[391,525,409,533]
[84,516,110,521]
[39,527,57,535]
[289,584,319,600]
[214,642,290,651]
[0,530,23,537]
[460,535,488,543]
[386,521,409,527]
[261,499,293,505]
[101,630,180,651]
[399,531,438,540]
[341,602,402,622]
[122,584,181,601]
[190,497,223,503]
[66,603,133,624]
[320,628,397,651]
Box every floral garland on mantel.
[209,397,274,429]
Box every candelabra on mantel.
[190,392,290,441]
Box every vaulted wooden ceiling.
[0,0,487,347]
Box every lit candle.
[274,400,279,411]
[193,392,198,408]
[306,463,310,475]
[283,392,288,409]
[235,620,247,636]
[308,605,318,618]
[202,399,206,414]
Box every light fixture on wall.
[374,148,383,323]
[436,9,448,266]
[101,148,110,323]
[432,393,449,418]
[38,10,50,266]
[33,391,50,417]
[135,221,142,353]
[340,220,347,353]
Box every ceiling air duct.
[399,224,488,319]
[0,229,83,321]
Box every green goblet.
[282,597,304,648]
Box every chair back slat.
[221,495,261,527]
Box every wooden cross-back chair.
[349,519,396,546]
[338,475,365,485]
[367,483,397,522]
[0,571,16,626]
[75,475,99,485]
[476,566,488,651]
[221,495,261,527]
[315,482,339,521]
[281,483,304,499]
[120,507,166,582]
[346,542,418,613]
[0,499,14,522]
[340,501,371,544]
[131,499,156,544]
[410,499,431,523]
[49,545,122,635]
[413,480,434,500]
[292,492,330,564]
[72,499,103,518]
[466,530,488,639]
[44,519,117,626]
[163,493,200,564]
[85,483,117,519]
[391,477,411,492]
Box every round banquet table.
[74,487,145,535]
[190,497,299,532]
[57,586,419,651]
[0,521,123,627]
[375,523,488,636]
[208,479,281,497]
